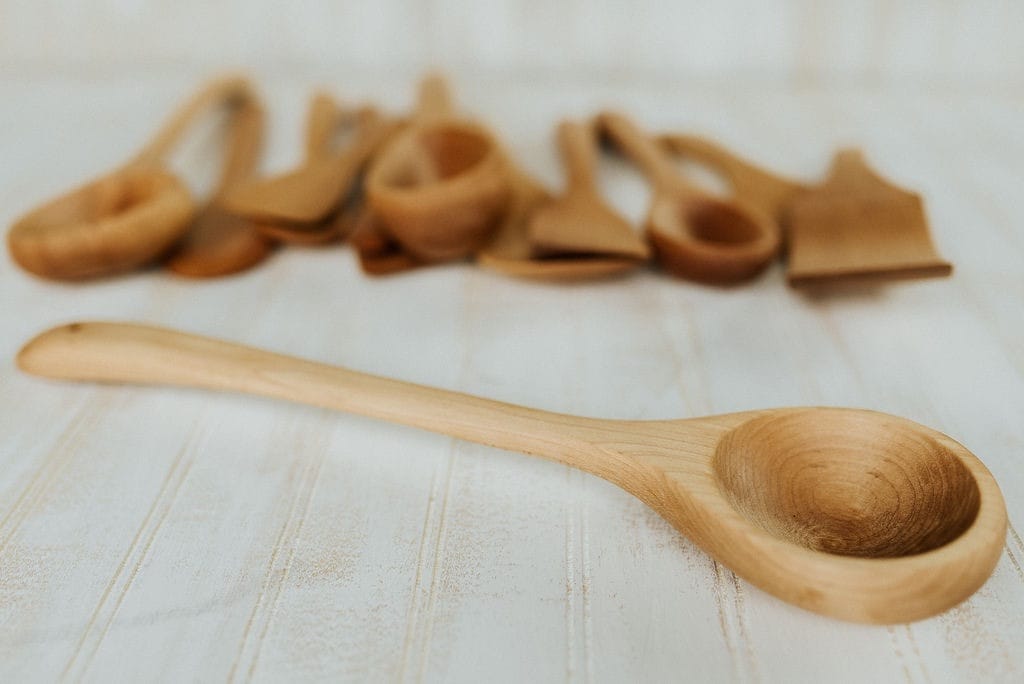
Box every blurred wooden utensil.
[786,149,952,286]
[366,74,510,262]
[528,119,649,261]
[8,76,255,280]
[600,112,780,284]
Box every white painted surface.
[1,69,1023,683]
[2,1,1023,88]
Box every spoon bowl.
[365,76,510,262]
[17,322,1007,624]
[600,112,781,284]
[8,167,194,279]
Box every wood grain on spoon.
[18,321,1007,625]
[599,112,780,284]
[528,119,649,260]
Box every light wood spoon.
[656,133,808,242]
[8,76,254,280]
[18,321,1006,624]
[365,74,510,262]
[599,112,781,284]
[528,119,649,260]
[165,88,274,277]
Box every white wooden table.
[1,73,1022,683]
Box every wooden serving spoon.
[599,112,781,285]
[223,97,391,228]
[477,162,643,281]
[164,88,274,277]
[365,74,510,262]
[528,119,649,260]
[786,149,952,287]
[8,76,254,280]
[18,321,1007,624]
[656,133,808,243]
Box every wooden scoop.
[528,120,649,260]
[656,133,808,241]
[786,150,952,286]
[18,321,1006,624]
[599,112,781,284]
[365,74,510,262]
[165,89,274,277]
[8,76,254,280]
[223,96,391,227]
[477,162,643,281]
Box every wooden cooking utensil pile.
[8,74,952,287]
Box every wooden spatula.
[528,120,649,260]
[786,150,952,286]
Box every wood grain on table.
[0,74,1022,683]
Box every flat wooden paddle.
[786,149,952,286]
[19,322,1006,625]
[477,160,643,281]
[528,120,649,260]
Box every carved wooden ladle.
[18,322,1006,624]
[7,76,256,280]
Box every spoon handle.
[304,93,346,162]
[599,112,686,192]
[416,73,455,122]
[213,90,265,196]
[19,322,611,471]
[557,120,600,193]
[132,75,256,165]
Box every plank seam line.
[227,435,316,684]
[397,454,445,682]
[245,445,325,683]
[414,443,457,682]
[69,427,200,680]
[0,398,102,557]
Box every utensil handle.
[213,90,265,196]
[557,120,599,192]
[132,75,256,165]
[599,112,682,191]
[18,322,608,471]
[416,73,455,121]
[304,92,346,162]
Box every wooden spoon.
[599,112,781,284]
[528,120,649,260]
[223,98,391,227]
[786,149,952,287]
[656,133,808,242]
[7,76,253,280]
[19,321,1007,624]
[477,162,642,281]
[365,74,510,262]
[164,89,274,277]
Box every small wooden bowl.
[365,76,510,263]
